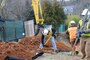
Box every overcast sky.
[57,0,70,1]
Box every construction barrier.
[24,20,35,37]
[0,19,25,42]
[59,24,65,32]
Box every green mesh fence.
[0,19,25,42]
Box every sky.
[57,0,70,1]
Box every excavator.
[32,0,44,24]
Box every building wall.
[60,0,90,15]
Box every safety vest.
[82,20,90,37]
[68,27,77,40]
[79,20,82,27]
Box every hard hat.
[81,9,88,16]
[42,29,49,35]
[70,20,75,24]
[88,11,90,15]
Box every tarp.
[0,19,25,42]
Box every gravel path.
[36,52,83,60]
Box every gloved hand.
[76,33,81,38]
[79,30,85,35]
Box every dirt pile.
[0,36,71,60]
[44,41,72,52]
[0,36,40,60]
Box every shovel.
[32,52,44,60]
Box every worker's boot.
[53,49,60,53]
[75,51,79,55]
[81,54,86,59]
[55,50,60,53]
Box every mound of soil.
[0,36,71,60]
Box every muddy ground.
[36,52,83,60]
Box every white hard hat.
[42,29,49,35]
[88,11,90,15]
[81,9,88,16]
[70,20,75,24]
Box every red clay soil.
[46,41,72,51]
[0,36,72,60]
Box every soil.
[0,36,72,60]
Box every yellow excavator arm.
[32,0,44,24]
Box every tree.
[24,0,35,20]
[0,0,26,20]
[0,0,34,20]
[66,15,81,28]
[42,0,66,31]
